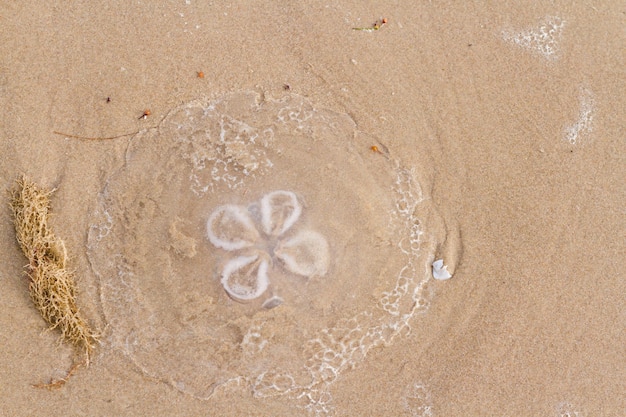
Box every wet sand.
[1,2,624,416]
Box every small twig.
[138,109,151,120]
[32,359,86,390]
[54,108,158,141]
[53,130,140,141]
[353,17,388,31]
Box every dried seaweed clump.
[9,176,97,386]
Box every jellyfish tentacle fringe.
[9,175,98,388]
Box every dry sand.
[1,2,624,416]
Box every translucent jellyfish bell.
[87,91,429,405]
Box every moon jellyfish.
[87,91,430,412]
[207,191,330,303]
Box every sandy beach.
[1,2,624,416]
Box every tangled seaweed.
[9,175,97,388]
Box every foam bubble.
[564,88,594,145]
[502,16,565,60]
[402,382,433,417]
[556,401,584,417]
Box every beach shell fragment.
[432,259,452,280]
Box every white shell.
[432,259,452,280]
[260,191,302,236]
[275,230,329,278]
[221,254,269,301]
[207,204,260,251]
